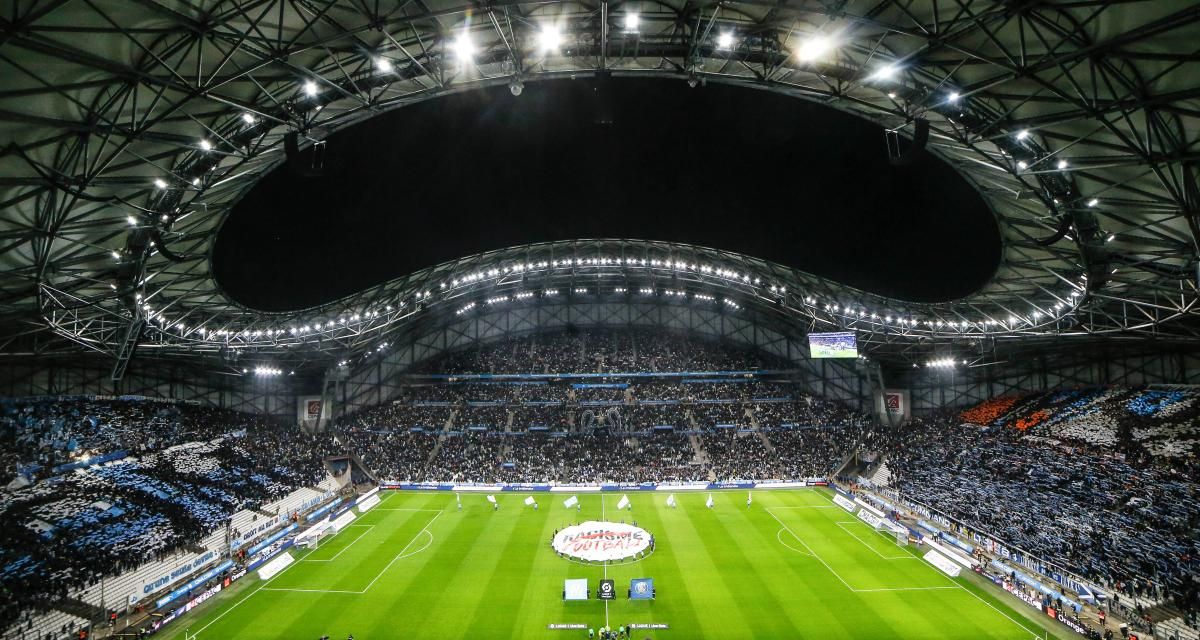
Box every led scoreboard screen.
[808,332,858,359]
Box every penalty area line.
[187,545,307,638]
[833,522,914,560]
[301,524,375,562]
[359,511,442,594]
[764,508,856,592]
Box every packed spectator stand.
[867,387,1200,632]
[332,330,869,485]
[0,400,339,639]
[15,332,1196,640]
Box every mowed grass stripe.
[507,495,601,637]
[651,493,756,636]
[699,500,815,637]
[447,495,545,638]
[603,493,703,637]
[155,489,1080,640]
[742,492,861,639]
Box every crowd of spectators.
[872,392,1200,619]
[1,399,273,483]
[414,329,791,374]
[0,399,340,631]
[959,387,1200,462]
[770,427,860,479]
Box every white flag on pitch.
[486,494,497,504]
[563,495,579,509]
[616,494,630,510]
[706,494,715,509]
[665,494,676,508]
[524,496,537,506]
[747,491,752,505]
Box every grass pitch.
[160,489,1068,639]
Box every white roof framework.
[1,0,1199,375]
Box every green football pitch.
[159,489,1070,640]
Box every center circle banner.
[552,521,652,562]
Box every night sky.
[214,78,1000,311]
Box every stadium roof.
[2,0,1200,376]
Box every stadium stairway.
[2,607,87,640]
[866,461,892,487]
[343,452,378,485]
[1157,616,1200,640]
[51,597,104,622]
[756,431,776,454]
[1147,604,1199,640]
[687,433,709,467]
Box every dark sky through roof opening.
[214,78,1000,311]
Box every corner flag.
[706,494,714,509]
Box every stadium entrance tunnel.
[214,78,1001,311]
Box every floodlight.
[624,13,639,32]
[453,33,475,58]
[797,35,834,61]
[717,32,733,49]
[539,24,561,51]
[870,64,899,81]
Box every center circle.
[552,520,653,563]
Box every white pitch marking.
[189,547,306,638]
[261,530,435,595]
[853,586,960,592]
[358,512,442,594]
[834,522,914,560]
[775,528,815,557]
[302,525,375,562]
[765,508,856,592]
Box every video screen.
[808,332,858,358]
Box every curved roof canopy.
[2,0,1200,373]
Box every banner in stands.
[247,523,298,556]
[874,389,910,422]
[502,483,552,492]
[155,560,233,609]
[139,550,217,597]
[298,396,328,424]
[708,481,756,490]
[599,482,658,491]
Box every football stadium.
[1,2,1199,639]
